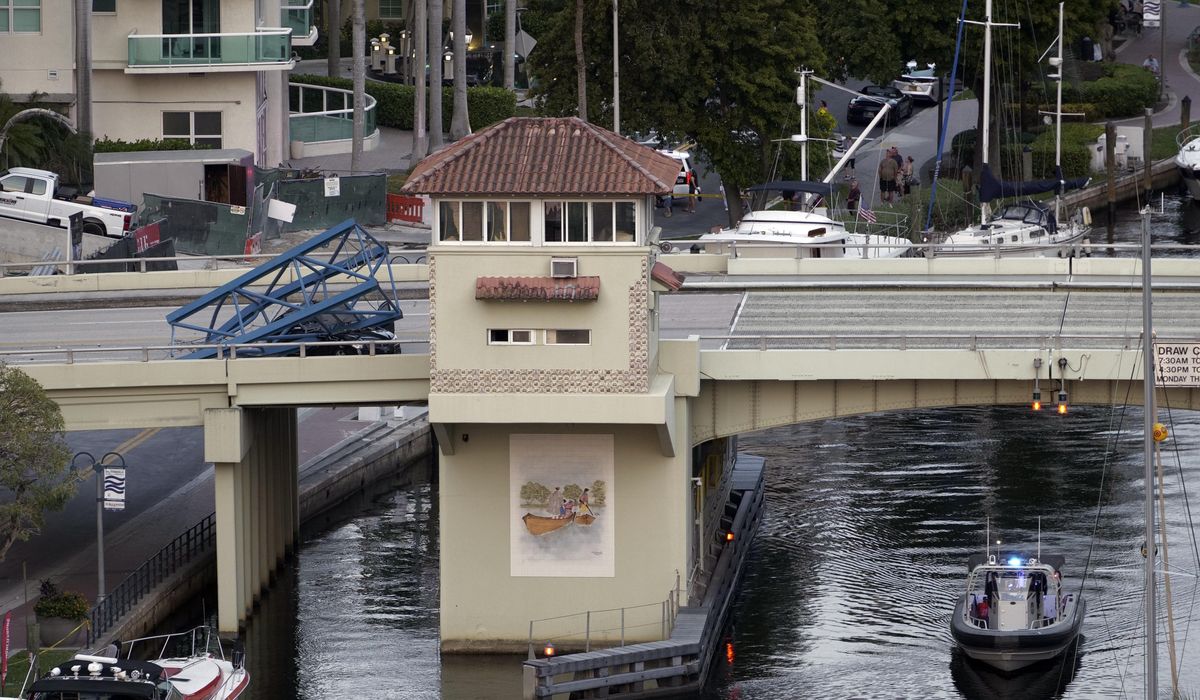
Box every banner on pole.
[1,610,11,688]
[103,467,126,511]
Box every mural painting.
[510,434,614,577]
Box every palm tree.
[413,0,428,159]
[449,0,470,140]
[351,0,365,171]
[326,0,341,79]
[428,0,445,148]
[574,0,587,121]
[504,0,515,90]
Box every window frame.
[439,199,535,244]
[378,0,404,19]
[544,199,638,245]
[1,0,42,34]
[487,329,536,346]
[162,110,223,148]
[544,329,591,346]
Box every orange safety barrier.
[387,194,425,224]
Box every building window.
[546,200,637,244]
[93,0,116,12]
[163,111,222,148]
[488,329,535,345]
[379,0,403,18]
[0,0,41,33]
[486,0,501,16]
[440,200,533,243]
[545,329,590,345]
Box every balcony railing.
[289,82,378,147]
[127,28,294,71]
[282,0,318,46]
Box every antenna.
[1038,516,1041,560]
[986,516,990,559]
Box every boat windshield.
[997,205,1046,224]
[997,571,1031,602]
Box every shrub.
[1059,63,1158,118]
[33,580,89,621]
[290,75,516,133]
[94,138,207,153]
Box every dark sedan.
[846,85,914,125]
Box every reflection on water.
[1107,191,1200,254]
[703,406,1200,699]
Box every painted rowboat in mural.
[522,512,575,535]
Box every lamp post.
[612,0,619,135]
[73,451,126,603]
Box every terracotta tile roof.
[476,276,601,301]
[401,117,682,197]
[650,262,684,291]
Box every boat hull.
[950,596,1085,672]
[522,512,574,535]
[1177,164,1200,200]
[932,227,1091,258]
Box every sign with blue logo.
[103,467,126,511]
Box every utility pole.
[351,0,364,171]
[73,0,92,137]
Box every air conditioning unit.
[550,257,578,278]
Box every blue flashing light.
[1007,556,1022,567]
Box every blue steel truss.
[168,219,402,359]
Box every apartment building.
[0,0,318,165]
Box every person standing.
[878,153,899,204]
[901,156,915,196]
[847,178,861,214]
[548,487,563,517]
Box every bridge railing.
[0,339,428,365]
[706,332,1165,351]
[87,513,215,645]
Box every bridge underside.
[692,379,1200,443]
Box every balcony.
[282,1,319,47]
[126,29,295,73]
[288,83,380,158]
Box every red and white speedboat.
[21,627,247,700]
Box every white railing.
[289,83,378,144]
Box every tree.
[428,0,445,148]
[563,483,582,501]
[520,480,550,505]
[351,0,365,172]
[449,0,471,140]
[0,364,80,562]
[590,479,606,506]
[574,0,587,120]
[327,0,342,78]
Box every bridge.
[3,117,1198,654]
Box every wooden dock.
[522,455,766,699]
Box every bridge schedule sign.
[1155,343,1200,387]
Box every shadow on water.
[948,642,1082,700]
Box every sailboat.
[934,1,1093,257]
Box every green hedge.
[291,74,515,133]
[94,137,208,153]
[1058,63,1158,118]
[955,122,1101,179]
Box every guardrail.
[526,572,681,659]
[704,332,1161,351]
[0,339,428,365]
[0,252,428,277]
[127,28,293,69]
[88,514,215,645]
[289,83,378,144]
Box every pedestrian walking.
[901,156,915,196]
[879,153,899,205]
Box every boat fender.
[1081,207,1092,226]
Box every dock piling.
[1145,108,1153,198]
[1105,121,1116,243]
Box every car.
[846,85,914,125]
[657,149,697,202]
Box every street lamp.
[72,451,126,603]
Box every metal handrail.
[282,0,314,8]
[0,339,426,365]
[527,571,680,659]
[88,515,216,645]
[127,28,293,39]
[0,251,424,275]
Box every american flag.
[859,206,877,224]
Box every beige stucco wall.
[0,1,74,97]
[430,247,655,374]
[91,71,258,151]
[438,408,692,650]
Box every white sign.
[267,198,296,223]
[1155,342,1200,387]
[324,176,340,197]
[514,29,537,58]
[103,466,126,511]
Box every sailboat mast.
[1054,3,1064,224]
[1141,206,1158,698]
[980,0,994,226]
[800,70,809,183]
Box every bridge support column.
[205,406,298,634]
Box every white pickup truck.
[0,167,136,238]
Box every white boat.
[934,1,1092,258]
[698,181,913,259]
[1174,124,1200,199]
[892,60,941,104]
[16,627,247,700]
[950,548,1085,672]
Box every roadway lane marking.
[105,427,162,462]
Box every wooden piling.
[1145,108,1154,198]
[1106,121,1116,244]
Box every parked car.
[846,85,914,125]
[0,167,136,237]
[656,150,697,207]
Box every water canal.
[226,193,1200,698]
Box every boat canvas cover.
[967,553,1065,572]
[746,181,836,200]
[978,164,1088,203]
